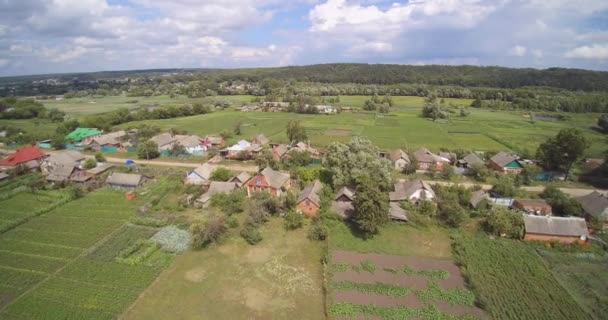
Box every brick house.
[246,167,290,197]
[489,152,524,174]
[296,179,323,218]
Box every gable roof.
[388,149,410,163]
[414,148,445,163]
[470,190,489,208]
[273,144,289,157]
[106,172,143,187]
[175,135,203,148]
[196,181,237,203]
[86,163,113,175]
[149,133,177,147]
[46,166,75,182]
[88,130,126,146]
[254,134,270,145]
[390,179,435,201]
[523,215,588,237]
[577,191,608,219]
[192,163,213,180]
[258,167,290,189]
[389,202,408,221]
[297,179,323,207]
[64,128,102,141]
[46,150,85,167]
[491,151,521,167]
[335,186,355,201]
[231,172,251,184]
[0,146,45,166]
[462,153,484,166]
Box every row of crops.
[0,188,173,319]
[452,235,592,320]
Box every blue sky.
[1,0,608,76]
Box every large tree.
[352,176,389,236]
[536,128,590,180]
[323,137,392,190]
[137,140,160,159]
[286,120,308,143]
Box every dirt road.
[422,180,606,197]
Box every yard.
[123,218,325,320]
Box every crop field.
[0,188,173,319]
[452,235,591,320]
[0,190,69,233]
[329,250,485,319]
[537,250,608,320]
[123,218,325,320]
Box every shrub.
[284,210,304,230]
[308,221,328,240]
[190,216,227,248]
[210,167,232,181]
[82,158,97,169]
[283,191,297,210]
[94,152,106,162]
[226,216,239,228]
[66,185,84,200]
[240,224,263,245]
[485,206,524,238]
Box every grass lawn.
[123,218,325,320]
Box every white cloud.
[10,44,33,53]
[565,44,608,59]
[42,46,89,62]
[509,45,527,57]
[532,49,543,58]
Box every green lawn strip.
[333,281,413,297]
[417,281,476,306]
[330,302,478,320]
[331,260,377,273]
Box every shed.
[196,181,238,206]
[459,153,484,168]
[523,215,589,244]
[106,172,145,189]
[185,163,213,185]
[389,202,408,222]
[0,172,9,182]
[46,166,76,183]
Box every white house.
[390,179,436,202]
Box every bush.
[82,158,97,169]
[138,140,160,159]
[210,167,232,181]
[66,185,84,200]
[240,224,263,245]
[284,210,304,230]
[485,206,524,238]
[283,191,297,210]
[94,152,106,162]
[210,190,246,215]
[226,216,239,228]
[308,222,328,240]
[190,216,227,248]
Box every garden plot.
[330,250,485,320]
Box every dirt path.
[422,180,607,197]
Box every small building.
[315,105,337,114]
[222,140,251,159]
[387,149,411,171]
[390,179,436,202]
[64,128,102,143]
[86,130,127,151]
[195,181,238,206]
[576,191,608,227]
[389,202,408,222]
[252,134,270,146]
[296,179,323,218]
[185,163,213,185]
[512,199,552,215]
[229,172,251,188]
[272,144,289,162]
[175,135,206,155]
[149,133,177,152]
[105,172,146,189]
[289,142,320,159]
[41,150,85,174]
[489,152,524,174]
[86,163,114,177]
[246,167,290,197]
[203,136,225,147]
[439,152,456,165]
[331,186,356,218]
[46,166,76,184]
[413,148,449,171]
[523,215,589,244]
[0,146,46,169]
[458,153,484,168]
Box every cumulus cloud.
[509,45,527,57]
[566,44,608,59]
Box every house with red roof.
[0,146,46,170]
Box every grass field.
[0,188,173,319]
[0,190,69,233]
[452,235,591,320]
[123,218,325,320]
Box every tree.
[284,210,304,230]
[210,167,232,181]
[438,200,467,227]
[402,154,418,175]
[536,128,590,180]
[485,206,524,238]
[240,223,262,245]
[51,135,66,150]
[47,108,66,122]
[540,186,583,217]
[234,121,242,135]
[283,150,311,168]
[137,140,160,159]
[190,216,227,248]
[308,221,328,240]
[352,176,389,236]
[520,164,541,185]
[492,176,517,197]
[82,158,97,169]
[94,152,106,162]
[286,120,307,143]
[66,185,84,200]
[255,148,278,170]
[169,143,187,157]
[324,137,393,190]
[598,114,608,133]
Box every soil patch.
[326,129,352,136]
[243,287,270,312]
[183,267,207,282]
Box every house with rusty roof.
[523,215,588,244]
[246,167,290,197]
[489,152,524,174]
[0,146,46,170]
[296,179,323,218]
[85,130,127,151]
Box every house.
[523,215,589,244]
[576,191,608,226]
[149,133,178,151]
[315,105,337,114]
[252,134,270,146]
[458,153,484,168]
[296,179,323,218]
[196,181,238,206]
[203,136,225,147]
[512,199,552,215]
[246,167,291,197]
[272,144,289,162]
[64,128,102,143]
[469,190,490,209]
[414,148,450,170]
[175,135,206,155]
[85,130,127,151]
[389,202,408,222]
[86,163,114,177]
[105,172,146,189]
[46,166,76,184]
[390,180,436,202]
[387,149,411,171]
[229,172,251,187]
[331,186,356,218]
[41,150,84,174]
[0,146,46,169]
[290,142,320,158]
[439,152,456,165]
[489,152,524,174]
[185,163,213,185]
[222,140,251,158]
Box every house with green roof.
[64,128,102,143]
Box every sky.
[1,0,608,76]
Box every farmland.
[0,188,173,319]
[451,235,591,320]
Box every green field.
[123,218,325,320]
[0,188,172,319]
[0,190,68,232]
[452,235,592,320]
